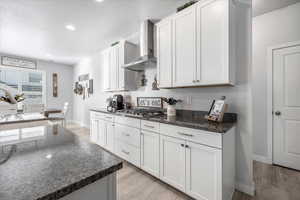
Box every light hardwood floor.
[66,123,300,200]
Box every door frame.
[267,40,300,163]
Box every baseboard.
[235,181,255,196]
[253,154,272,164]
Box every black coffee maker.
[112,94,124,111]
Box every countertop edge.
[37,162,123,200]
[89,109,236,134]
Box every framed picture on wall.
[1,56,37,69]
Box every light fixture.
[95,0,104,2]
[65,24,76,31]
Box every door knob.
[274,111,281,116]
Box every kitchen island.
[0,125,122,200]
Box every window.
[0,66,46,105]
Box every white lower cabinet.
[186,141,222,200]
[97,119,107,147]
[106,122,115,152]
[160,135,186,191]
[141,130,160,177]
[90,111,235,200]
[90,118,98,144]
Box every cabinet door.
[186,141,222,200]
[160,135,186,192]
[102,49,111,91]
[118,43,125,90]
[97,120,107,147]
[197,0,229,84]
[172,7,197,87]
[90,119,98,143]
[157,19,172,88]
[106,122,115,152]
[110,46,119,90]
[141,130,160,177]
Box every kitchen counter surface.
[90,108,237,134]
[0,113,48,125]
[0,125,122,200]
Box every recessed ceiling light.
[95,0,104,2]
[65,24,76,31]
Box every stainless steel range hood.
[123,20,156,72]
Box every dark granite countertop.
[90,108,237,134]
[0,125,122,200]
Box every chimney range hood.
[123,20,156,72]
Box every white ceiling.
[1,0,300,65]
[0,0,189,65]
[253,0,300,17]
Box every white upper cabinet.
[156,19,173,88]
[197,0,230,84]
[102,40,138,92]
[156,0,236,88]
[110,45,119,91]
[172,6,197,87]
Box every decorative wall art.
[53,73,58,97]
[74,74,93,100]
[1,56,37,69]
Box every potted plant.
[162,97,182,116]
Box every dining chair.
[49,102,69,127]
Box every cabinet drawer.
[90,111,114,122]
[141,120,159,132]
[115,124,140,148]
[160,123,222,148]
[102,113,114,122]
[115,140,140,167]
[115,116,140,128]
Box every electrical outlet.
[186,96,192,105]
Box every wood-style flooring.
[66,123,300,200]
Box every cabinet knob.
[181,144,184,147]
[185,145,190,148]
[274,111,281,116]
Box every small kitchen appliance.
[112,95,124,111]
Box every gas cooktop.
[117,108,165,118]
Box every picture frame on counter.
[137,97,163,108]
[1,56,37,69]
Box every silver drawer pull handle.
[144,125,155,128]
[178,132,194,137]
[122,150,130,155]
[106,117,112,119]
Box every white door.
[110,46,119,90]
[141,130,160,177]
[97,120,107,147]
[273,44,300,170]
[157,19,172,88]
[106,122,115,152]
[172,6,197,87]
[160,135,186,192]
[197,0,229,84]
[90,118,98,143]
[185,141,222,200]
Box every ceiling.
[0,0,300,65]
[253,0,300,17]
[0,0,189,65]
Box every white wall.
[73,2,253,194]
[252,2,300,160]
[0,53,74,119]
